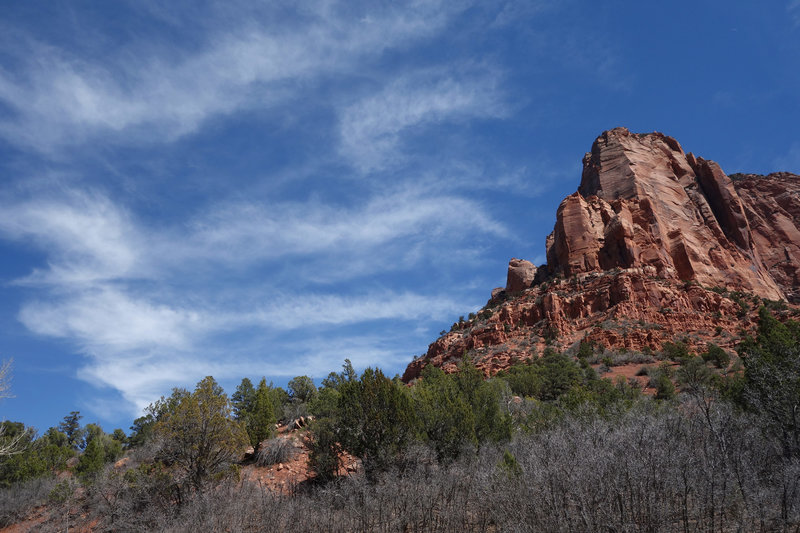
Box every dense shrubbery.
[702,342,731,368]
[306,358,516,478]
[496,348,583,400]
[21,399,798,532]
[0,415,125,489]
[0,413,126,527]
[661,340,691,361]
[0,424,72,487]
[336,367,418,475]
[1,308,799,531]
[738,307,800,457]
[413,363,511,462]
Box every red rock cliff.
[547,128,782,299]
[731,172,800,303]
[403,128,800,382]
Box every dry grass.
[256,437,299,467]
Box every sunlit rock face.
[506,258,537,293]
[548,127,783,300]
[403,129,800,382]
[732,171,800,304]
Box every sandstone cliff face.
[547,128,782,299]
[732,172,800,303]
[403,128,800,382]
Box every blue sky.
[0,1,798,433]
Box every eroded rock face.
[732,172,800,304]
[403,129,800,382]
[401,269,768,382]
[548,128,783,299]
[506,258,537,293]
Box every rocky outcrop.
[403,128,800,382]
[402,268,768,381]
[506,258,537,293]
[547,128,783,299]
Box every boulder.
[506,258,537,293]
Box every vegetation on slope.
[0,307,799,531]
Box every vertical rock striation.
[732,172,800,303]
[546,128,783,299]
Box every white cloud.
[0,181,506,288]
[19,288,199,352]
[185,187,506,267]
[19,285,464,413]
[237,291,462,330]
[0,1,468,153]
[1,184,499,416]
[0,191,145,286]
[339,69,505,171]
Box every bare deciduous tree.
[0,360,26,457]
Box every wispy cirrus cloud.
[0,1,469,154]
[19,286,460,350]
[0,182,506,286]
[0,191,146,286]
[185,188,506,266]
[339,68,506,171]
[19,283,464,412]
[19,288,200,354]
[0,183,498,414]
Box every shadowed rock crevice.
[689,155,751,251]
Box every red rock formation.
[548,128,782,299]
[732,172,800,303]
[403,128,800,382]
[506,258,537,293]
